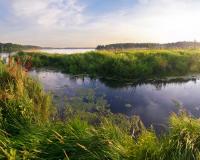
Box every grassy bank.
[16,49,200,81]
[2,60,200,159]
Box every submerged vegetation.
[17,49,200,81]
[1,52,200,159]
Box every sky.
[1,0,200,47]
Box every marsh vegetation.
[16,49,200,81]
[2,50,200,159]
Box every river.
[29,69,200,131]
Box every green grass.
[16,49,200,81]
[2,59,200,159]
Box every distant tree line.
[0,43,41,52]
[96,41,200,50]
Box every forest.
[96,41,200,50]
[0,42,40,52]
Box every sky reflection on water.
[29,69,200,129]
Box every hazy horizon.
[1,0,200,48]
[1,41,199,49]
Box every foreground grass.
[17,49,200,80]
[1,60,200,159]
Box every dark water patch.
[29,69,200,130]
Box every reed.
[16,49,200,81]
[1,59,200,159]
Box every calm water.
[0,52,15,63]
[0,49,95,62]
[38,48,95,54]
[29,69,200,129]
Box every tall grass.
[16,49,200,81]
[1,59,200,159]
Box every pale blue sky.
[1,0,200,47]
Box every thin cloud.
[11,0,86,27]
[1,0,200,47]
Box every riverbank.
[16,49,200,81]
[1,57,200,159]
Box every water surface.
[38,48,95,54]
[29,69,200,129]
